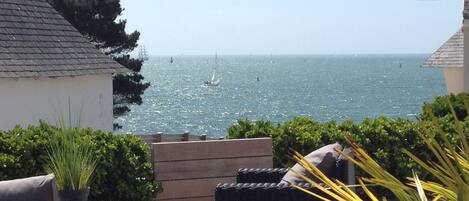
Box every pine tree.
[48,0,150,129]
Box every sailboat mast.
[138,45,149,61]
[212,53,217,81]
[215,53,218,65]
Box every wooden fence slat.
[156,177,235,200]
[155,132,163,142]
[162,135,184,141]
[155,156,272,181]
[199,134,207,141]
[182,131,190,141]
[153,138,272,162]
[136,133,220,144]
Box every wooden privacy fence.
[150,137,273,201]
[137,132,221,144]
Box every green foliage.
[343,117,430,180]
[274,118,344,166]
[421,93,469,121]
[227,116,431,181]
[0,122,159,201]
[46,128,97,190]
[226,119,277,139]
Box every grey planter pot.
[58,188,90,201]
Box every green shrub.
[227,117,345,166]
[227,116,433,181]
[273,117,344,166]
[421,93,469,121]
[0,122,159,201]
[343,117,430,180]
[226,119,277,139]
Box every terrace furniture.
[151,138,273,201]
[215,144,355,201]
[0,174,61,201]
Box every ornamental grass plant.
[45,128,97,191]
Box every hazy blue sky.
[120,0,462,55]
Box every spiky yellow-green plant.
[46,128,97,190]
[291,138,423,201]
[401,98,469,200]
[291,97,469,200]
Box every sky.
[120,0,462,55]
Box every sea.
[115,55,447,137]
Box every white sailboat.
[203,54,220,86]
[204,71,219,86]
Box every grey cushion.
[281,143,342,184]
[0,174,60,201]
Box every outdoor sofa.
[215,144,355,201]
[0,174,60,201]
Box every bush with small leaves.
[0,122,159,201]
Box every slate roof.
[422,30,463,68]
[0,0,127,78]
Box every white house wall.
[465,20,469,92]
[444,68,465,93]
[0,74,113,131]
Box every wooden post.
[182,131,190,141]
[155,132,163,143]
[200,134,207,141]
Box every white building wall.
[464,20,469,92]
[444,68,465,93]
[0,74,113,131]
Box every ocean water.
[115,55,447,137]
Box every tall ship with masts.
[138,46,149,61]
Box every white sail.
[211,71,216,81]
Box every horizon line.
[140,53,431,57]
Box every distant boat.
[204,71,219,86]
[170,56,174,64]
[203,54,220,87]
[270,54,274,64]
[138,46,149,61]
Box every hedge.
[421,93,469,121]
[227,117,435,181]
[0,122,159,201]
